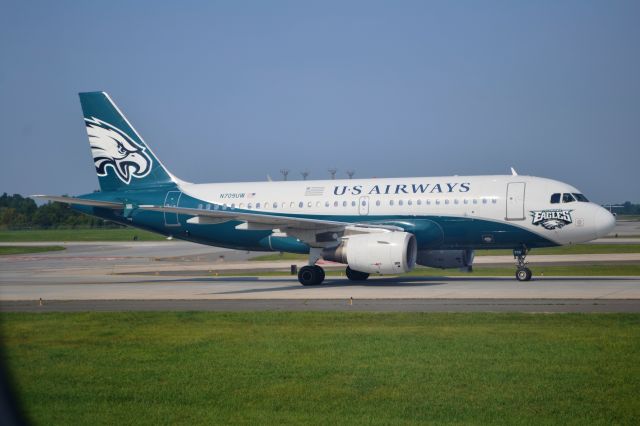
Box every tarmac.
[1,223,639,312]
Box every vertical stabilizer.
[79,92,175,192]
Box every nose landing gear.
[514,247,532,281]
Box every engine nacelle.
[416,249,475,269]
[323,232,417,274]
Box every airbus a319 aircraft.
[37,92,616,285]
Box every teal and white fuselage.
[38,92,616,285]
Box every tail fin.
[79,92,176,192]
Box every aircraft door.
[163,191,182,226]
[506,182,526,220]
[358,196,369,215]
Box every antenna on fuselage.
[510,167,518,176]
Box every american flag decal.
[305,187,324,196]
[246,192,256,198]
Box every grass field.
[0,228,165,242]
[2,312,639,425]
[0,246,65,255]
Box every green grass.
[2,312,639,425]
[251,244,640,262]
[0,228,166,242]
[0,246,65,255]
[218,264,640,278]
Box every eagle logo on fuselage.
[530,209,573,230]
[85,117,152,184]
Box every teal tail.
[79,92,176,192]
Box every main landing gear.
[514,247,532,282]
[298,265,325,286]
[298,248,326,286]
[345,266,369,282]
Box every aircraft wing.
[31,195,125,209]
[137,204,403,232]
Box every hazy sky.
[1,1,638,203]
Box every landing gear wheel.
[314,265,325,283]
[516,267,532,282]
[345,266,370,282]
[298,265,324,286]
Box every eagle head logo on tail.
[85,117,152,184]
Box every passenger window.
[562,193,575,203]
[454,199,459,205]
[316,201,321,207]
[482,199,487,204]
[463,199,468,205]
[247,203,252,209]
[472,199,477,205]
[399,200,404,206]
[351,200,356,207]
[272,203,277,209]
[492,199,497,204]
[376,200,381,206]
[307,201,312,207]
[334,201,339,207]
[231,203,236,209]
[417,199,422,206]
[343,201,347,207]
[298,202,303,208]
[444,199,449,205]
[426,200,431,205]
[550,193,561,204]
[390,200,394,206]
[436,200,440,205]
[239,203,244,209]
[325,201,330,207]
[408,200,412,206]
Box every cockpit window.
[550,193,561,204]
[562,193,576,203]
[572,193,589,202]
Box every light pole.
[328,168,337,180]
[280,169,289,181]
[346,170,355,179]
[301,171,309,180]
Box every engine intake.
[323,232,417,274]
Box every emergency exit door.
[506,182,526,220]
[358,196,369,215]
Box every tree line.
[0,193,120,229]
[1,192,639,230]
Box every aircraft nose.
[594,207,615,239]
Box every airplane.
[35,92,616,285]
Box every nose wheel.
[514,247,532,282]
[516,267,532,281]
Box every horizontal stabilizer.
[31,195,124,209]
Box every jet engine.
[416,249,475,269]
[323,232,417,274]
